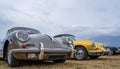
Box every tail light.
[22,43,27,48]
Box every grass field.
[0,55,120,69]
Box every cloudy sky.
[0,0,120,41]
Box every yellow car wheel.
[74,46,88,60]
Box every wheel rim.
[75,49,85,59]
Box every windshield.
[54,34,76,41]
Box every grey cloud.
[0,17,15,39]
[0,0,120,41]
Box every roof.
[54,34,75,38]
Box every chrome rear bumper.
[9,42,74,60]
[9,48,40,60]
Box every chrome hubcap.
[75,49,85,59]
[77,50,84,56]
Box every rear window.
[6,27,40,35]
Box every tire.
[6,43,20,67]
[53,59,66,63]
[89,56,99,59]
[74,46,88,60]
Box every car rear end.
[95,42,109,55]
[11,33,74,61]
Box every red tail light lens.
[22,43,27,48]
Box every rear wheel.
[53,59,66,63]
[6,43,20,67]
[89,56,99,59]
[74,46,88,60]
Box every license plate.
[27,54,36,58]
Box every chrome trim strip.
[39,42,44,60]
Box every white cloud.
[0,0,120,39]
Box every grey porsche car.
[0,27,74,67]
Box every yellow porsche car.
[74,40,108,60]
[54,34,108,60]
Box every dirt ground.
[0,55,120,69]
